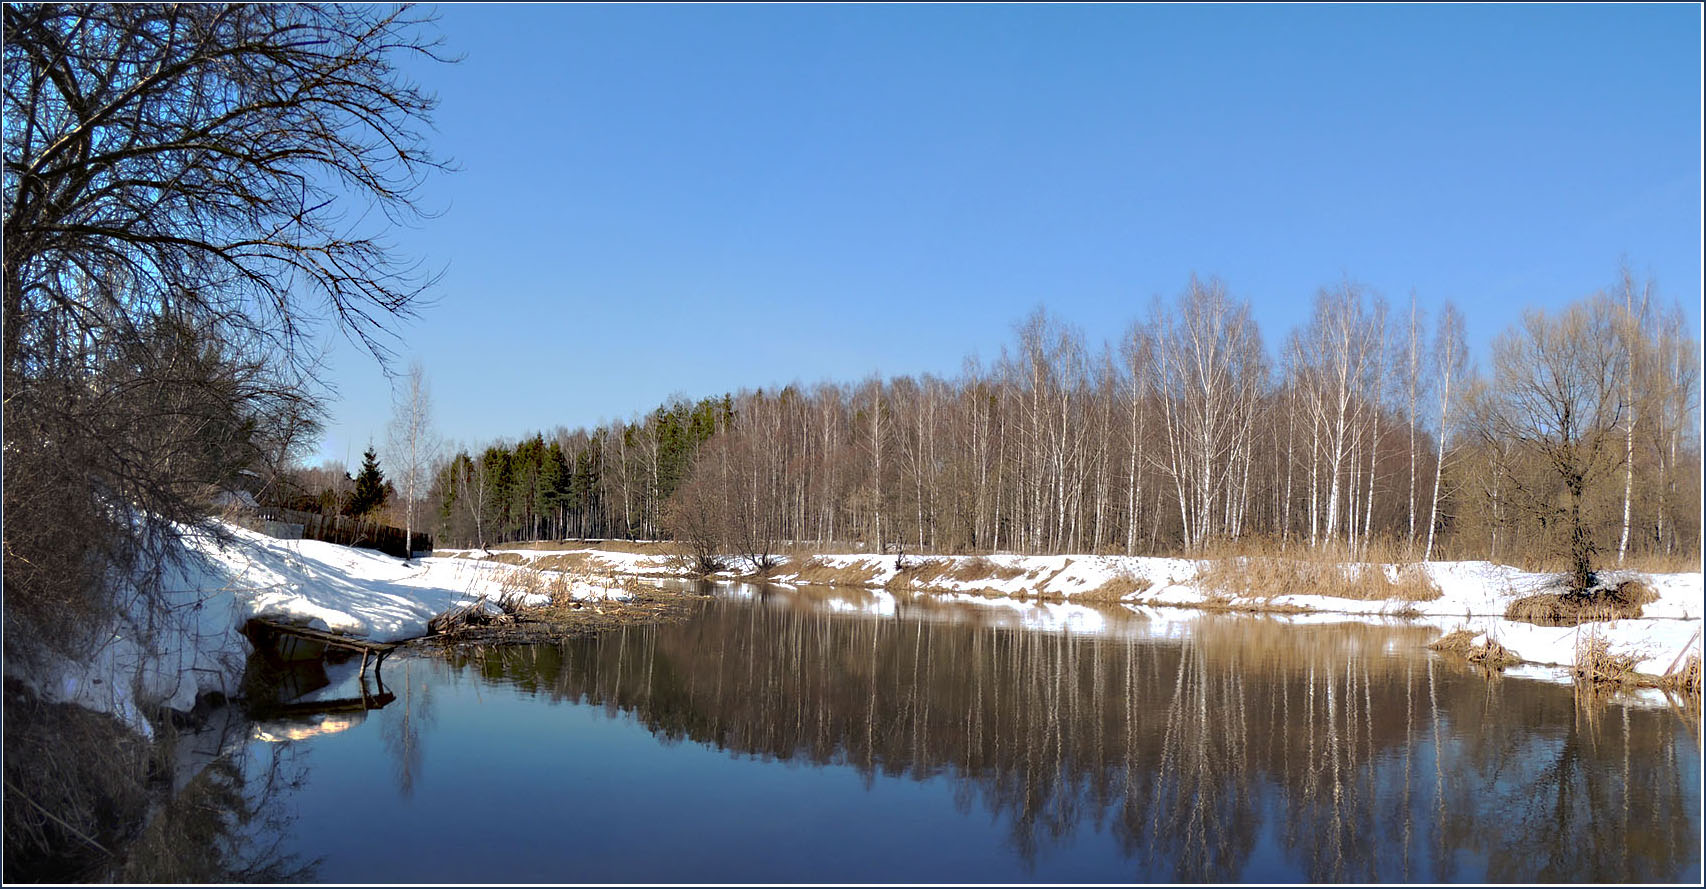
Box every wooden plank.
[246,617,401,654]
[248,692,397,720]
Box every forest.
[291,272,1699,582]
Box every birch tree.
[1612,265,1652,564]
[1422,302,1465,562]
[1149,276,1263,549]
[387,363,440,560]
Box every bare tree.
[387,362,440,562]
[1149,277,1263,549]
[2,2,451,867]
[1611,265,1653,564]
[1401,295,1430,552]
[1470,297,1629,589]
[3,2,450,661]
[1422,302,1465,562]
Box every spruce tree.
[348,447,389,517]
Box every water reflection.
[443,593,1699,883]
[379,661,435,798]
[118,706,317,882]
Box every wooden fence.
[252,507,432,560]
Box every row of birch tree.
[427,272,1698,572]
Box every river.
[184,581,1700,882]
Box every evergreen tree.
[348,447,389,517]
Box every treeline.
[424,396,730,547]
[424,273,1699,574]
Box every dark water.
[209,584,1699,883]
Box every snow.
[35,522,630,736]
[752,549,1703,690]
[412,545,1704,688]
[35,521,1701,737]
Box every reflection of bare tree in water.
[381,661,435,798]
[1484,684,1697,882]
[438,599,1697,881]
[118,716,317,882]
[1136,633,1258,880]
[123,744,314,881]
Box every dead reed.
[1571,632,1643,686]
[1193,539,1442,603]
[1660,655,1702,697]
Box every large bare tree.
[3,2,452,869]
[4,2,450,646]
[1469,297,1629,589]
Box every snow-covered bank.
[458,544,1702,686]
[34,524,1700,736]
[36,522,632,734]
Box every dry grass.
[1620,551,1705,574]
[523,552,597,573]
[430,562,650,635]
[1572,633,1643,686]
[451,550,602,574]
[470,551,527,566]
[1426,628,1519,667]
[790,557,881,588]
[1467,637,1519,668]
[1193,540,1442,603]
[489,539,674,555]
[882,556,1036,594]
[1660,655,1702,697]
[1428,542,1702,577]
[1427,628,1479,655]
[884,558,951,591]
[947,556,1026,583]
[1077,571,1153,603]
[1505,579,1659,627]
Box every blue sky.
[311,3,1702,466]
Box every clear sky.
[310,3,1702,467]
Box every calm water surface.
[211,583,1700,883]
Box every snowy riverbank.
[33,523,1700,735]
[447,545,1704,688]
[34,522,631,734]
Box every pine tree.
[348,447,389,517]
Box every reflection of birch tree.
[1141,634,1258,880]
[434,599,1698,881]
[381,662,435,798]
